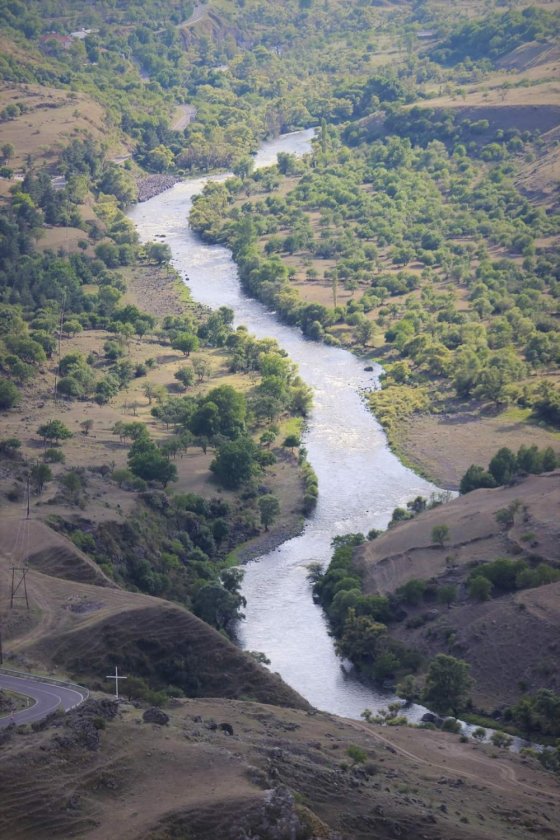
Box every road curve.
[0,673,88,729]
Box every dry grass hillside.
[353,471,560,708]
[0,523,308,710]
[1,694,559,840]
[0,82,107,176]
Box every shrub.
[346,745,367,765]
[0,378,20,409]
[44,448,65,463]
[490,731,513,749]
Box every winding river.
[129,130,439,719]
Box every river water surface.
[129,130,439,719]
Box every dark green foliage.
[460,465,496,495]
[313,533,422,681]
[37,419,72,444]
[468,575,493,602]
[467,556,560,597]
[0,377,20,408]
[397,579,426,606]
[258,494,280,531]
[461,444,558,493]
[532,388,560,428]
[422,654,473,717]
[192,567,246,632]
[210,436,256,489]
[489,447,517,485]
[31,462,52,493]
[431,8,560,66]
[128,432,177,487]
[511,689,560,738]
[171,332,199,356]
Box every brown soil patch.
[36,226,91,254]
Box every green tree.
[468,575,493,602]
[171,332,199,356]
[210,436,256,489]
[283,433,301,453]
[192,579,246,633]
[431,524,449,547]
[460,464,496,494]
[31,463,52,493]
[0,378,20,409]
[80,419,94,436]
[437,584,457,609]
[174,366,194,390]
[147,242,172,265]
[422,654,473,717]
[37,420,73,445]
[128,435,177,487]
[258,494,280,531]
[488,447,517,485]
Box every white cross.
[106,665,127,700]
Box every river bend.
[129,130,439,719]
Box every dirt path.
[171,104,197,132]
[345,719,560,801]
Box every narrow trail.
[345,718,560,801]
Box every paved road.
[0,673,88,729]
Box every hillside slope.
[1,696,559,840]
[0,526,308,710]
[352,471,560,708]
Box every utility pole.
[106,666,127,700]
[53,290,66,402]
[10,567,29,609]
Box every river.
[128,130,439,720]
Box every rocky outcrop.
[137,174,180,202]
[143,707,169,726]
[232,786,342,840]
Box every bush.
[346,744,367,764]
[0,378,20,409]
[44,448,65,463]
[490,731,513,749]
[468,575,493,601]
